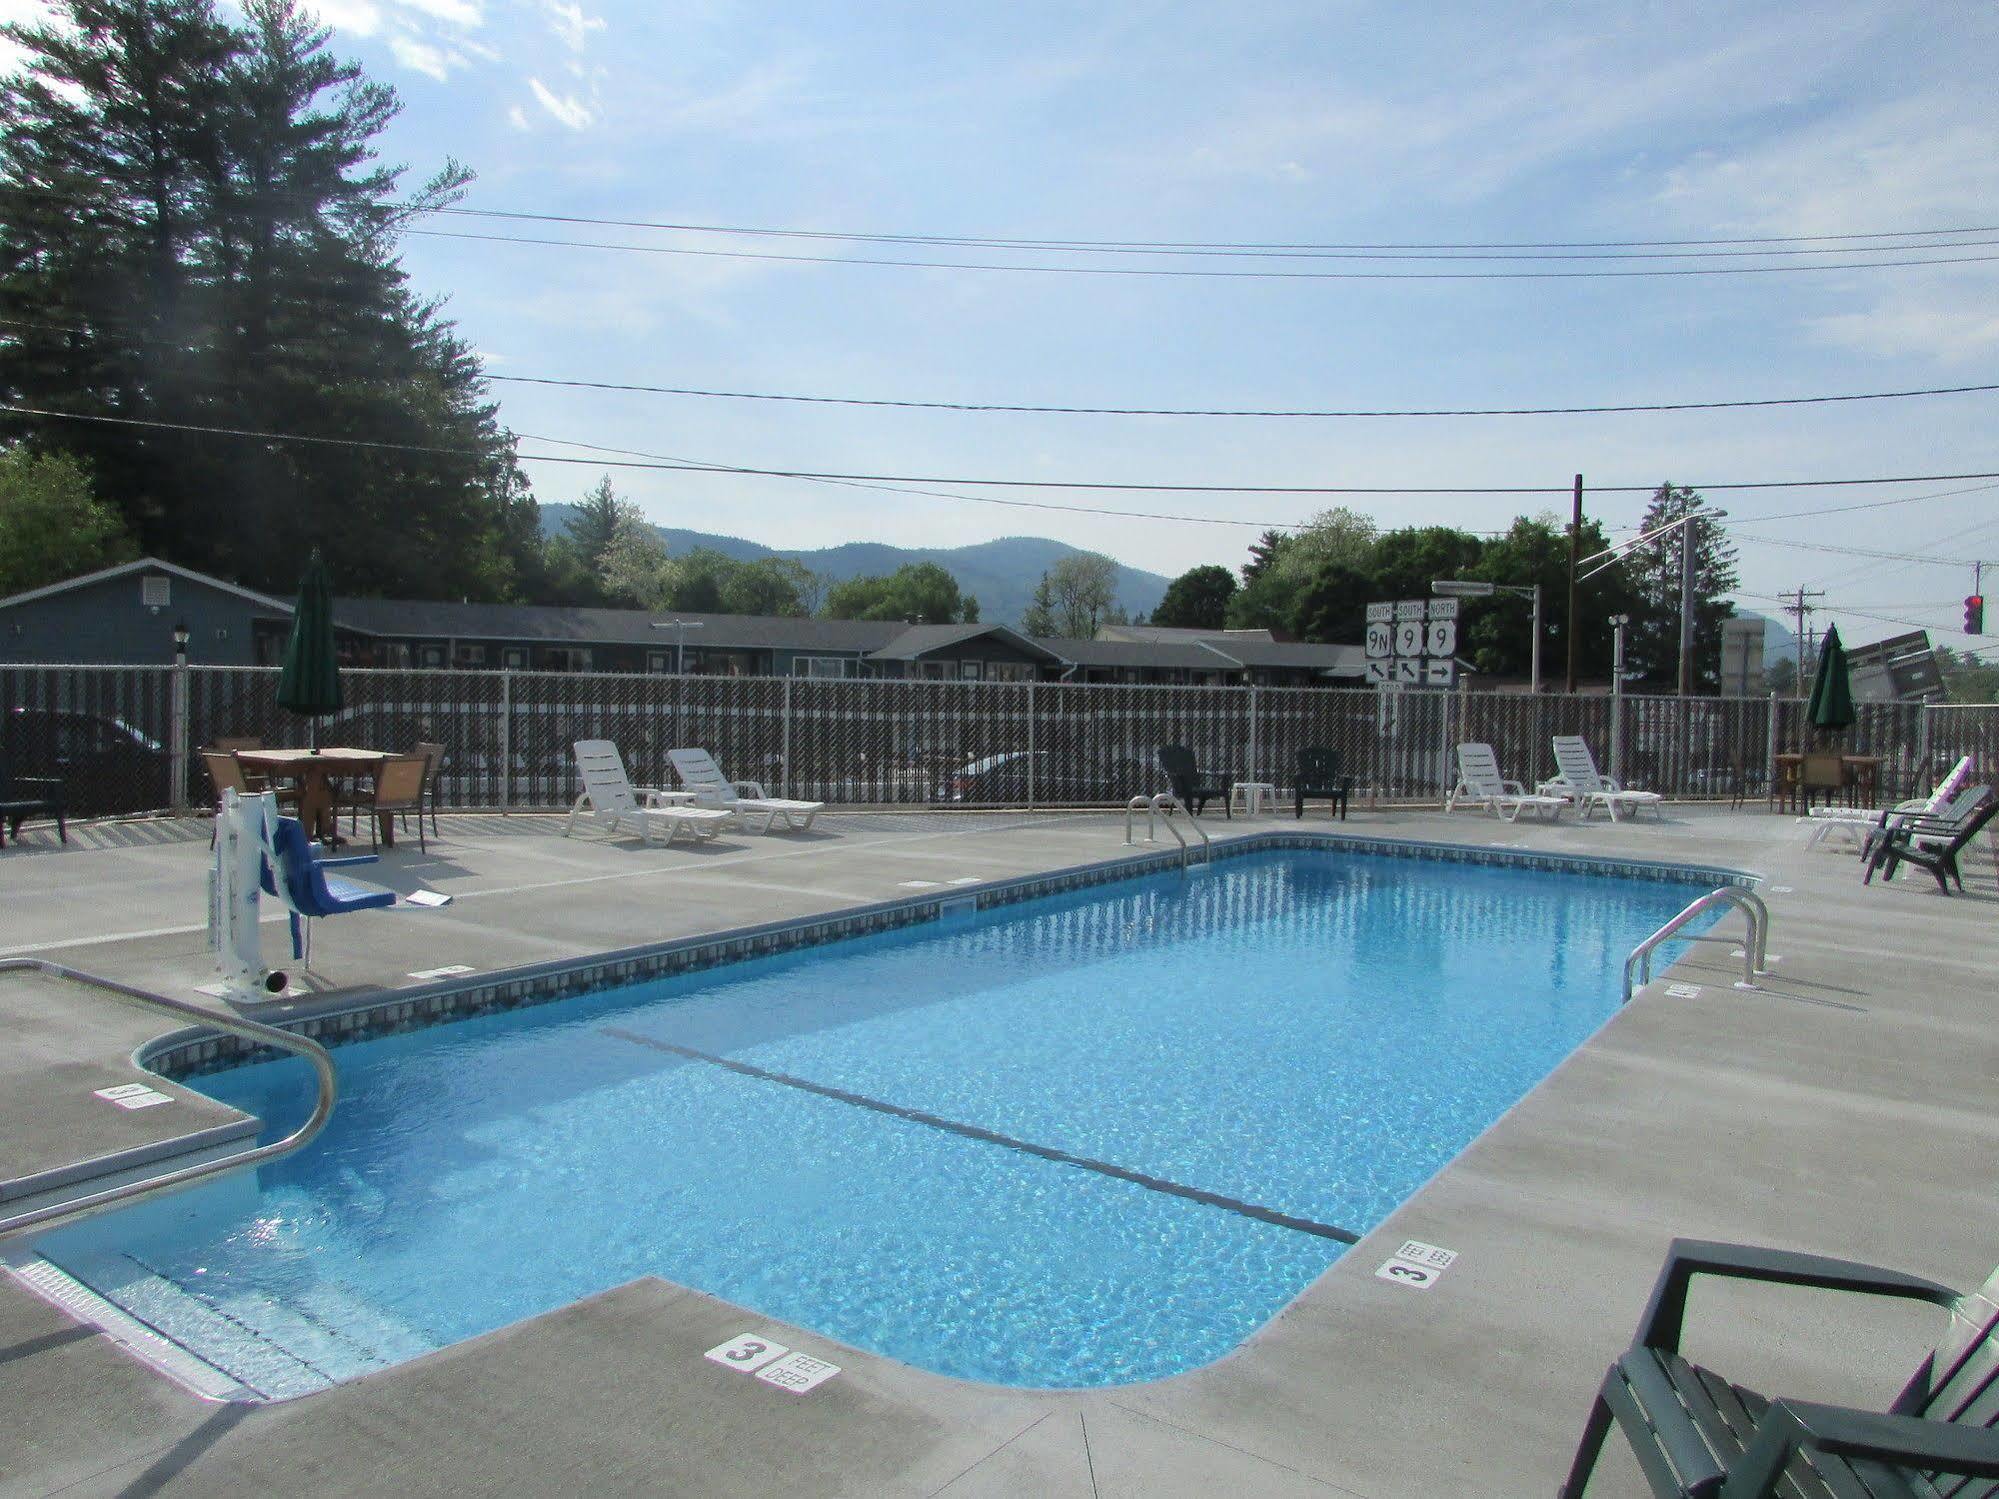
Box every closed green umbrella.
[277,549,343,747]
[1806,622,1855,739]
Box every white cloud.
[395,0,482,26]
[529,76,593,130]
[507,102,530,130]
[1656,94,1999,360]
[301,0,382,36]
[388,32,454,81]
[542,0,603,55]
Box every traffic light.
[1967,595,1986,634]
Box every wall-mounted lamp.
[172,619,191,664]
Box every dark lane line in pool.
[600,1025,1361,1245]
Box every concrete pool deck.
[1,802,1994,1497]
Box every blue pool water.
[40,849,1715,1395]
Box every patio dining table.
[235,747,390,846]
[1772,752,1885,813]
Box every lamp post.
[650,618,705,673]
[1609,614,1629,782]
[1431,579,1543,694]
[170,620,191,813]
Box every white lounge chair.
[1804,754,1970,849]
[1539,735,1664,822]
[1448,743,1567,822]
[564,741,733,845]
[669,747,824,833]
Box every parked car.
[2,707,169,816]
[936,750,1146,805]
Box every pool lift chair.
[213,789,395,1000]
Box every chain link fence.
[5,663,1995,819]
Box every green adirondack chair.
[1561,1239,1999,1499]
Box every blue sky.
[18,1,1999,646]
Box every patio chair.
[202,749,298,848]
[258,809,396,966]
[1798,751,1848,813]
[669,747,824,833]
[1155,744,1231,818]
[1294,746,1351,821]
[345,752,430,852]
[1862,788,1999,894]
[1447,743,1566,822]
[1558,1238,1999,1499]
[566,741,733,846]
[0,750,65,850]
[1539,735,1664,822]
[414,740,445,839]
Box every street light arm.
[1578,511,1694,568]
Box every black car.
[936,750,1146,806]
[3,707,170,816]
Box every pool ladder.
[1622,886,1772,1004]
[0,958,338,1245]
[1124,793,1211,869]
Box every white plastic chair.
[564,741,732,845]
[1448,743,1567,822]
[669,747,824,833]
[1540,736,1664,822]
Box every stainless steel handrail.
[0,959,337,1244]
[1122,793,1211,868]
[1622,886,1771,1004]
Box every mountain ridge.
[538,504,1174,627]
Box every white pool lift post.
[210,788,291,1002]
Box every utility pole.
[1677,502,1697,697]
[1784,587,1823,698]
[1565,473,1582,694]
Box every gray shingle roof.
[330,598,903,652]
[869,624,1064,662]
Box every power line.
[11,181,1995,254]
[513,431,1316,530]
[1731,533,1999,565]
[12,312,1997,422]
[1724,480,1999,525]
[482,372,1999,420]
[423,206,1999,254]
[405,228,1999,280]
[13,400,1999,507]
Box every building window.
[988,662,1033,683]
[502,647,527,669]
[960,661,984,681]
[538,646,593,672]
[453,643,486,667]
[792,656,852,679]
[418,644,446,668]
[912,661,950,681]
[647,651,673,674]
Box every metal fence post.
[168,661,189,812]
[1764,691,1779,802]
[1247,684,1259,784]
[1026,680,1036,810]
[1917,700,1931,784]
[498,669,513,811]
[782,675,792,799]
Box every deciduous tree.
[1152,564,1236,629]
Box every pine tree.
[0,0,535,599]
[1622,484,1739,690]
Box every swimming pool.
[36,844,1720,1396]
